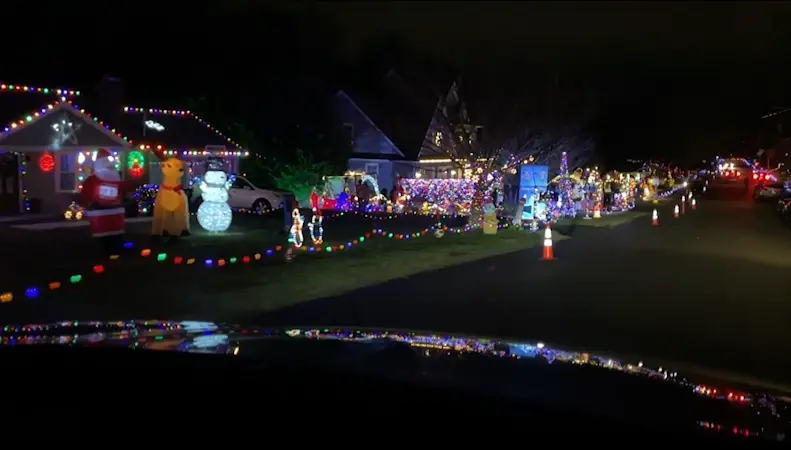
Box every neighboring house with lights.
[415,81,484,179]
[333,69,476,192]
[0,83,133,215]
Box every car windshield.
[2,3,791,395]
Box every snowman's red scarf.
[161,184,184,194]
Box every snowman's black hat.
[205,158,224,172]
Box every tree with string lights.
[422,73,597,222]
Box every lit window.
[434,131,442,146]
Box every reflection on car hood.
[1,320,789,441]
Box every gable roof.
[0,82,79,132]
[118,106,247,156]
[0,83,129,149]
[342,66,451,161]
[336,90,404,158]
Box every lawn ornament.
[79,148,125,253]
[197,158,232,232]
[434,228,445,238]
[151,148,190,237]
[289,201,304,248]
[483,202,498,235]
[308,209,323,245]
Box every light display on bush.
[197,159,232,232]
[400,178,476,213]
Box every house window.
[57,152,77,193]
[342,123,354,145]
[433,131,442,146]
[364,163,379,179]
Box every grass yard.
[0,210,468,300]
[0,218,564,323]
[203,227,568,315]
[556,210,647,228]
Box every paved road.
[259,187,791,386]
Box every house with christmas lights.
[334,69,479,193]
[415,82,484,179]
[0,83,133,215]
[114,105,249,188]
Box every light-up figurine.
[289,201,304,248]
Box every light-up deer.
[151,148,190,237]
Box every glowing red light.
[38,153,55,172]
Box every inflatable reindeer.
[151,148,190,237]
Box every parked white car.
[227,175,286,213]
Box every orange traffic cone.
[674,204,680,218]
[691,198,696,210]
[541,223,555,261]
[652,209,659,226]
[681,195,686,214]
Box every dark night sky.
[5,2,791,164]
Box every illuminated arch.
[360,174,379,196]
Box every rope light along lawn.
[0,220,498,303]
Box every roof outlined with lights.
[119,106,246,152]
[0,83,79,136]
[0,84,130,149]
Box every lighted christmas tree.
[559,151,576,217]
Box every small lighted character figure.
[483,202,498,235]
[308,209,324,245]
[289,201,304,248]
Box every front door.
[0,153,19,215]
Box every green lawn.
[1,216,563,315]
[200,227,566,314]
[556,211,647,228]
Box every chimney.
[94,75,125,126]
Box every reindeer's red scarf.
[161,184,184,194]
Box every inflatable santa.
[79,148,125,253]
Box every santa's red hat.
[95,148,112,163]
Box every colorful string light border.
[0,220,497,303]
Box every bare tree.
[423,72,598,215]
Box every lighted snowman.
[197,159,232,232]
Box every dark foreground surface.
[260,186,791,386]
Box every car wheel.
[252,199,272,214]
